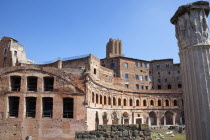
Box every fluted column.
[171,1,210,140]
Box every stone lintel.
[171,1,210,24]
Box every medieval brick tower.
[106,38,124,58]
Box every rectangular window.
[136,84,139,90]
[125,84,129,88]
[3,48,7,55]
[145,86,148,90]
[145,76,148,81]
[144,63,147,68]
[141,86,144,90]
[63,98,74,118]
[140,62,142,67]
[42,97,53,118]
[125,73,129,79]
[166,64,170,68]
[8,96,19,118]
[158,79,161,83]
[157,64,160,69]
[94,68,97,74]
[124,63,128,68]
[178,84,182,88]
[135,75,139,80]
[110,63,115,68]
[27,76,37,92]
[140,75,143,81]
[26,97,36,118]
[44,77,54,91]
[158,85,161,89]
[10,76,21,92]
[135,62,138,67]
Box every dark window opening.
[178,84,182,88]
[108,97,111,105]
[27,76,37,92]
[158,85,161,89]
[113,97,116,105]
[104,96,106,105]
[123,99,127,106]
[174,100,178,106]
[165,100,169,106]
[96,94,98,104]
[145,86,148,90]
[118,98,121,106]
[129,99,133,106]
[26,97,36,118]
[158,100,161,106]
[4,48,7,54]
[136,100,140,106]
[44,77,54,91]
[14,51,17,56]
[150,100,154,106]
[10,76,21,92]
[168,84,172,89]
[136,84,139,90]
[92,92,94,103]
[42,97,53,118]
[94,68,97,74]
[100,95,102,104]
[143,100,147,106]
[3,57,7,67]
[8,97,19,118]
[63,98,74,118]
[110,63,115,68]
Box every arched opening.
[96,94,98,104]
[118,98,121,106]
[168,84,172,89]
[100,95,102,104]
[113,97,116,106]
[129,99,133,106]
[174,100,178,106]
[165,99,169,106]
[123,99,127,106]
[92,92,94,103]
[108,97,111,105]
[149,111,157,125]
[104,96,107,105]
[123,112,129,124]
[112,112,119,124]
[150,100,154,106]
[143,100,147,106]
[165,111,173,125]
[102,112,108,125]
[158,100,161,106]
[136,99,140,106]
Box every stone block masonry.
[75,124,152,140]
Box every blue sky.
[0,0,207,63]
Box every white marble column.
[171,1,210,140]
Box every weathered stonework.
[171,1,210,140]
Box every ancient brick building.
[0,36,184,140]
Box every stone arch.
[136,99,140,106]
[122,112,129,124]
[118,98,121,106]
[149,111,157,125]
[165,99,169,106]
[165,111,173,125]
[111,111,119,124]
[102,112,108,125]
[150,100,154,106]
[123,98,127,106]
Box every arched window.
[150,100,154,106]
[108,97,111,105]
[174,99,177,106]
[100,95,102,104]
[143,100,147,106]
[129,99,133,106]
[113,97,116,105]
[118,98,121,106]
[92,92,94,103]
[158,99,161,106]
[168,84,172,89]
[136,99,140,106]
[123,99,127,106]
[104,96,107,105]
[96,94,98,104]
[165,99,169,106]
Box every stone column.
[171,1,210,140]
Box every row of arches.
[91,92,183,107]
